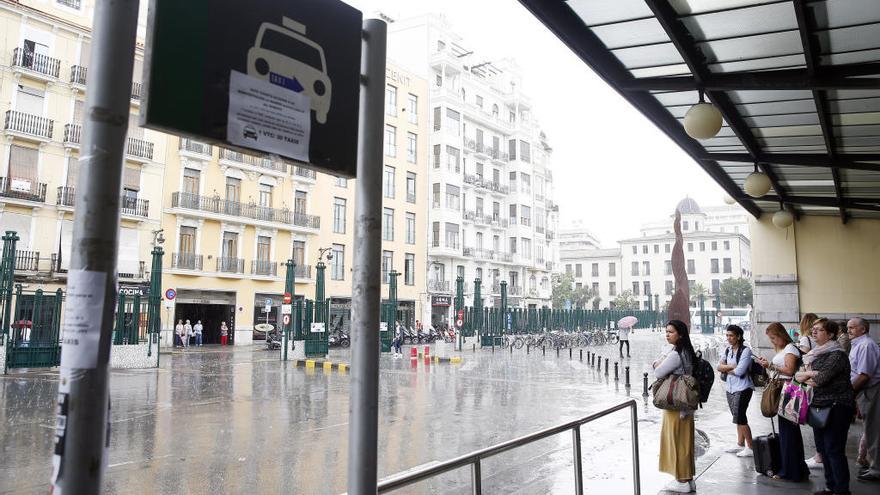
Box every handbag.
[651,374,700,411]
[761,373,784,417]
[807,404,832,429]
[778,380,810,425]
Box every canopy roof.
[519,0,880,222]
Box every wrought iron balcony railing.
[126,136,154,160]
[57,0,82,9]
[15,250,40,271]
[295,264,312,279]
[121,196,149,217]
[217,256,244,274]
[293,166,317,179]
[12,47,60,78]
[118,260,146,279]
[179,138,213,156]
[70,65,87,85]
[57,186,75,207]
[171,252,202,271]
[0,177,47,203]
[428,280,450,292]
[63,123,81,145]
[220,147,285,173]
[4,110,54,139]
[508,286,523,296]
[131,82,142,101]
[172,192,320,230]
[251,260,278,276]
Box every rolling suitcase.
[753,418,781,476]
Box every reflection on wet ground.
[0,332,874,494]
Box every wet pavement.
[0,331,876,494]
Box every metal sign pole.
[347,18,386,495]
[53,0,140,492]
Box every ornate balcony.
[172,252,203,271]
[4,110,53,141]
[217,257,244,274]
[57,186,75,207]
[70,65,87,86]
[126,136,154,162]
[171,192,320,231]
[251,260,278,277]
[0,177,47,203]
[130,82,142,103]
[11,47,60,79]
[121,196,150,218]
[179,138,213,158]
[219,147,286,175]
[295,264,312,279]
[428,280,450,292]
[63,123,81,147]
[15,250,40,271]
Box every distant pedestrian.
[174,320,184,348]
[220,321,229,346]
[847,317,880,482]
[619,324,631,358]
[193,320,203,347]
[392,320,403,357]
[717,324,754,458]
[755,323,808,481]
[183,320,193,348]
[796,319,856,495]
[653,319,697,493]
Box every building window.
[384,125,396,157]
[591,263,599,277]
[407,94,418,124]
[221,231,239,260]
[699,242,705,252]
[723,258,732,273]
[665,244,670,253]
[522,238,532,258]
[432,222,440,248]
[292,241,305,268]
[712,279,720,294]
[665,260,672,275]
[333,197,346,234]
[336,176,348,188]
[710,258,719,274]
[405,212,416,244]
[458,265,465,280]
[475,95,483,108]
[446,145,460,172]
[433,107,441,131]
[256,236,271,262]
[406,172,416,203]
[683,221,689,230]
[509,237,517,254]
[385,85,397,116]
[575,264,582,278]
[609,263,616,276]
[724,240,730,250]
[405,253,415,285]
[665,281,674,295]
[382,250,393,284]
[445,108,460,135]
[687,259,695,275]
[259,184,273,207]
[178,226,196,254]
[643,261,650,276]
[711,241,717,251]
[406,132,417,163]
[383,165,395,198]
[642,245,648,254]
[182,168,200,195]
[654,244,659,254]
[632,245,637,254]
[631,262,639,276]
[644,281,651,296]
[331,244,345,280]
[609,282,617,296]
[565,264,572,275]
[445,223,459,249]
[632,282,640,296]
[294,190,307,215]
[687,242,693,252]
[445,184,460,210]
[383,208,394,241]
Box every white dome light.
[772,209,794,229]
[684,102,723,140]
[744,171,772,198]
[723,194,736,205]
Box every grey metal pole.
[347,18,386,495]
[52,0,139,493]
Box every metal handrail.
[377,399,641,495]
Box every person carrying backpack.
[652,319,698,493]
[717,324,755,458]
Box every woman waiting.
[653,319,698,493]
[220,321,229,346]
[755,322,809,481]
[717,324,754,457]
[796,319,856,495]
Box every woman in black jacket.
[796,318,856,495]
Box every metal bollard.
[597,356,601,371]
[556,347,559,358]
[605,358,609,376]
[625,366,631,388]
[569,348,572,359]
[542,345,546,356]
[579,349,583,361]
[527,344,530,354]
[643,372,649,397]
[510,343,513,354]
[473,343,476,352]
[614,362,619,381]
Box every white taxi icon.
[247,17,331,124]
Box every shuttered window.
[8,145,38,183]
[123,166,140,191]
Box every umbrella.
[618,316,638,329]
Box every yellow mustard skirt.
[659,410,695,480]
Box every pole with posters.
[282,259,294,361]
[52,0,139,492]
[347,18,386,495]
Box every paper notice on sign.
[379,322,388,332]
[60,270,107,369]
[227,70,310,162]
[310,322,325,333]
[281,304,292,315]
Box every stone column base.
[291,340,306,359]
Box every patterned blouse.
[811,350,855,408]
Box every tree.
[611,290,638,311]
[689,282,707,305]
[551,273,574,309]
[572,285,598,309]
[720,277,753,307]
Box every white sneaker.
[736,448,754,458]
[806,457,823,470]
[724,444,744,453]
[663,480,694,493]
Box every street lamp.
[317,247,334,263]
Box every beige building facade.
[0,0,160,296]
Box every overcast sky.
[346,0,735,248]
